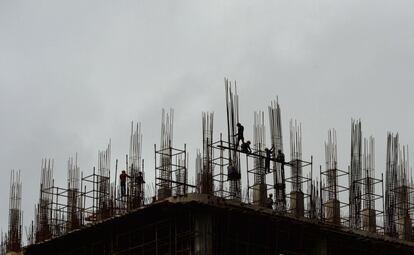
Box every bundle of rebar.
[175,155,187,195]
[362,137,375,211]
[253,111,266,206]
[324,129,340,224]
[35,159,53,242]
[67,155,81,231]
[289,120,304,217]
[290,120,302,192]
[325,129,338,201]
[361,136,376,232]
[268,99,285,211]
[7,170,22,253]
[395,145,412,239]
[98,142,111,218]
[128,121,144,209]
[349,119,362,229]
[158,108,174,198]
[385,132,399,237]
[200,112,214,194]
[307,178,320,220]
[195,150,202,194]
[225,78,241,200]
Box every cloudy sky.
[1,0,414,239]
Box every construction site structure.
[3,78,414,254]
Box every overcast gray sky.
[1,0,414,239]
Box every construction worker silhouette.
[265,146,275,173]
[276,149,285,172]
[227,161,240,181]
[119,170,130,196]
[266,193,274,209]
[234,123,245,148]
[241,141,252,154]
[136,171,145,184]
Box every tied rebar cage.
[385,133,399,237]
[127,121,145,210]
[268,99,285,211]
[98,142,112,219]
[349,119,362,229]
[200,112,214,195]
[67,155,81,232]
[225,78,242,200]
[81,142,112,224]
[208,136,232,199]
[321,129,346,226]
[251,111,267,207]
[155,109,194,199]
[285,120,312,218]
[356,137,384,234]
[35,159,54,243]
[393,145,414,240]
[307,178,321,220]
[7,170,22,253]
[320,129,350,226]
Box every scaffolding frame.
[208,138,241,199]
[40,185,84,236]
[320,166,350,226]
[391,184,414,239]
[155,144,195,199]
[246,148,269,207]
[82,168,113,223]
[284,157,313,216]
[353,174,385,233]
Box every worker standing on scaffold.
[234,123,245,148]
[265,146,275,173]
[266,193,274,209]
[119,170,130,196]
[276,149,285,172]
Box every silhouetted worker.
[266,193,274,209]
[276,149,285,172]
[265,146,275,173]
[241,141,252,154]
[227,162,240,180]
[234,123,245,148]
[119,170,130,196]
[135,171,145,193]
[136,171,145,184]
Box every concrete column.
[361,208,376,233]
[290,191,304,217]
[398,215,413,241]
[253,183,267,207]
[325,199,340,225]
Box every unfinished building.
[2,78,414,254]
